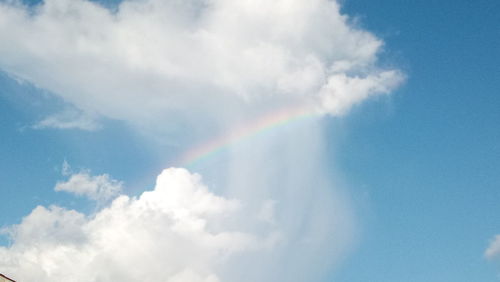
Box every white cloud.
[0,168,267,282]
[0,0,403,130]
[318,70,402,116]
[54,171,122,202]
[1,122,356,282]
[0,0,398,280]
[485,235,500,259]
[33,109,100,131]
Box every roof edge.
[0,273,16,282]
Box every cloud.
[318,70,402,116]
[0,0,403,131]
[0,168,268,282]
[1,122,355,282]
[485,235,500,259]
[0,0,402,280]
[33,109,100,131]
[54,170,122,202]
[1,161,354,282]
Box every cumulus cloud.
[0,168,268,282]
[0,0,403,130]
[54,170,122,201]
[485,235,500,259]
[1,158,353,281]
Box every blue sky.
[0,0,499,281]
[332,1,500,281]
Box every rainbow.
[174,104,317,168]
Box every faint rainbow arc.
[174,104,317,168]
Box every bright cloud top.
[0,168,273,282]
[0,0,403,128]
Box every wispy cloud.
[485,235,500,259]
[32,109,100,131]
[54,171,122,202]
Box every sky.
[0,0,499,281]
